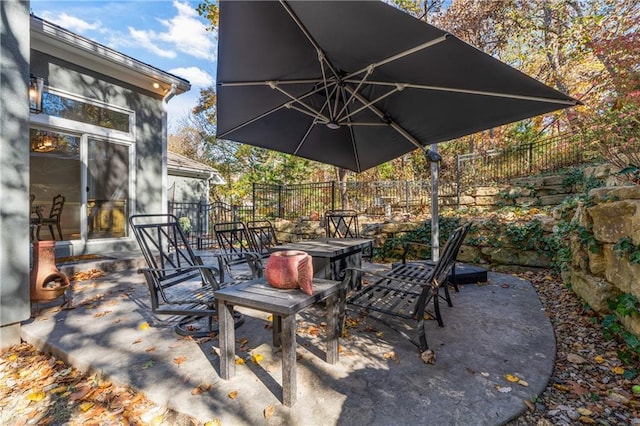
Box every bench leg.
[217,299,236,380]
[281,314,297,407]
[325,293,340,364]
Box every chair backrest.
[325,209,360,238]
[430,223,471,286]
[246,219,279,257]
[129,214,211,288]
[214,221,255,265]
[48,194,65,220]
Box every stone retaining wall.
[563,185,640,335]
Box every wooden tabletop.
[270,238,372,258]
[213,277,344,315]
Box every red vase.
[30,241,70,302]
[265,250,313,295]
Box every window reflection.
[42,92,130,133]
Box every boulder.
[566,267,619,313]
[603,244,640,299]
[481,247,552,268]
[589,185,640,203]
[588,200,640,244]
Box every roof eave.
[30,15,191,97]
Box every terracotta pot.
[30,241,70,302]
[265,250,313,295]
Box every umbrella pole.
[429,144,439,261]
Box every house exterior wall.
[168,174,210,204]
[0,0,31,347]
[29,51,166,257]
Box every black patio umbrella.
[216,0,578,254]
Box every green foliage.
[602,293,640,371]
[178,217,192,235]
[375,216,462,261]
[613,237,640,264]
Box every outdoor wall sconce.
[29,74,44,114]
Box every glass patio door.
[30,129,131,241]
[86,138,130,240]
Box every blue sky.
[31,0,216,130]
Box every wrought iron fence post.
[405,180,410,212]
[456,154,461,209]
[528,142,533,174]
[331,181,336,210]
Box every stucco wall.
[0,0,32,346]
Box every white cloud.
[40,12,101,33]
[170,67,213,87]
[128,27,177,59]
[155,0,215,60]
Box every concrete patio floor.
[21,257,555,425]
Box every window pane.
[87,139,129,239]
[29,129,81,241]
[43,92,130,133]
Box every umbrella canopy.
[216,0,578,173]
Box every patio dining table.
[269,238,372,289]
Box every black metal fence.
[169,131,590,248]
[455,131,585,186]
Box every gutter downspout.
[161,83,177,214]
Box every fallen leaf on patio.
[50,386,67,394]
[480,372,490,377]
[79,401,94,412]
[554,383,570,392]
[70,386,92,401]
[612,366,625,375]
[505,374,520,383]
[594,355,605,363]
[577,407,593,416]
[566,353,586,364]
[173,356,187,365]
[145,346,155,352]
[517,380,529,387]
[251,353,264,364]
[267,315,273,322]
[383,351,398,362]
[579,416,596,424]
[496,386,512,393]
[523,399,535,411]
[235,358,245,365]
[132,338,142,344]
[204,420,222,426]
[26,390,45,401]
[264,404,275,419]
[138,322,150,331]
[191,384,212,395]
[237,338,249,345]
[228,390,238,399]
[567,380,587,395]
[142,360,155,369]
[420,350,435,364]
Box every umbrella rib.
[344,34,450,81]
[279,0,340,79]
[269,83,329,121]
[339,84,403,123]
[343,85,425,152]
[293,121,316,156]
[219,79,325,87]
[351,80,578,106]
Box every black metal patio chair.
[129,214,244,337]
[345,223,469,359]
[213,221,264,283]
[246,219,280,258]
[325,209,373,261]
